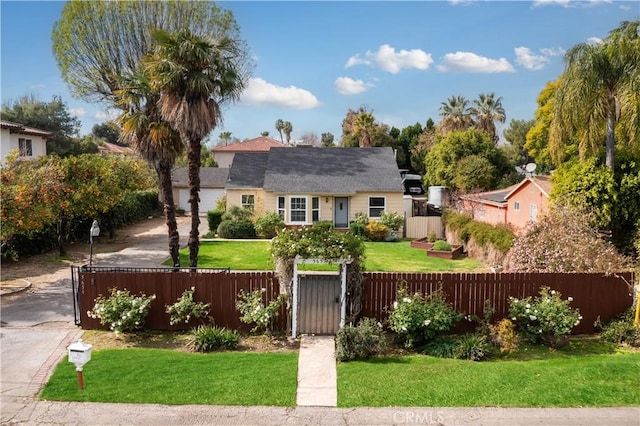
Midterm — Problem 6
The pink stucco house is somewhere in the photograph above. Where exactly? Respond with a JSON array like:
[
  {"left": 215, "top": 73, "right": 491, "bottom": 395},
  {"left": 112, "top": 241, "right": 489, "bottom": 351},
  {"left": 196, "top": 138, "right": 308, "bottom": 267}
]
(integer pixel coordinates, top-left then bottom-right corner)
[{"left": 460, "top": 175, "right": 552, "bottom": 234}]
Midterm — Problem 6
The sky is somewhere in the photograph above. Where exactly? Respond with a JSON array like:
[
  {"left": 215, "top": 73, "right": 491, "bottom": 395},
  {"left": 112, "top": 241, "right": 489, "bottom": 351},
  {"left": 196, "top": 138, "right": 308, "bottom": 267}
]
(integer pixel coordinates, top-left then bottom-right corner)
[{"left": 1, "top": 1, "right": 638, "bottom": 145}]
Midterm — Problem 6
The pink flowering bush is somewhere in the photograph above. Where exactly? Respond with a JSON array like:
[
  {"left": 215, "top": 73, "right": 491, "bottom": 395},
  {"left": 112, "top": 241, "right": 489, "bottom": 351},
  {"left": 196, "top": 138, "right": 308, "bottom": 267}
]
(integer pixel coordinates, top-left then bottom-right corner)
[{"left": 508, "top": 286, "right": 581, "bottom": 348}]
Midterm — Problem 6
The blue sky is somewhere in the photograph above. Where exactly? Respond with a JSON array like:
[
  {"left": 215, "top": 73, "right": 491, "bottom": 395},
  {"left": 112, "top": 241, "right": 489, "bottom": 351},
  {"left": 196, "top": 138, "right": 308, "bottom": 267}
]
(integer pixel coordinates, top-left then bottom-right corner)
[{"left": 1, "top": 1, "right": 638, "bottom": 145}]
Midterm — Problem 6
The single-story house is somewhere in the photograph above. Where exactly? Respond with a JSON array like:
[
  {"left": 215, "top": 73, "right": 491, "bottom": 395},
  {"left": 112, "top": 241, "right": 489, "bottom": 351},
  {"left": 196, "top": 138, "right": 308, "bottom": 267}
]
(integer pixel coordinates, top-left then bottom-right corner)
[
  {"left": 171, "top": 167, "right": 229, "bottom": 213},
  {"left": 0, "top": 120, "right": 51, "bottom": 163},
  {"left": 460, "top": 175, "right": 552, "bottom": 234},
  {"left": 212, "top": 136, "right": 286, "bottom": 168},
  {"left": 225, "top": 146, "right": 404, "bottom": 228}
]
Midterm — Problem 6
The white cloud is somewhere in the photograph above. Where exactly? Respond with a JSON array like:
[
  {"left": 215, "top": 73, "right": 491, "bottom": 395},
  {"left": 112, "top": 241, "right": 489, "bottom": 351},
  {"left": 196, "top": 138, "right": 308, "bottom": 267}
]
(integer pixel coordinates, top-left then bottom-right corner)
[
  {"left": 587, "top": 36, "right": 603, "bottom": 45},
  {"left": 334, "top": 77, "right": 373, "bottom": 95},
  {"left": 515, "top": 47, "right": 549, "bottom": 71},
  {"left": 69, "top": 108, "right": 86, "bottom": 118},
  {"left": 95, "top": 109, "right": 119, "bottom": 121},
  {"left": 346, "top": 44, "right": 433, "bottom": 74},
  {"left": 533, "top": 0, "right": 612, "bottom": 8},
  {"left": 540, "top": 47, "right": 566, "bottom": 56},
  {"left": 532, "top": 0, "right": 571, "bottom": 7},
  {"left": 437, "top": 52, "right": 514, "bottom": 73},
  {"left": 241, "top": 78, "right": 319, "bottom": 109}
]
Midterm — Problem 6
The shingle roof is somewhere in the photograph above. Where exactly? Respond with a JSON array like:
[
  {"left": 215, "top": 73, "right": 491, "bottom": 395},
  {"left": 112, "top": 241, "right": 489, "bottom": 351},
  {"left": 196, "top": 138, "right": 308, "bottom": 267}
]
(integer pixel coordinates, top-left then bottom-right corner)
[
  {"left": 227, "top": 147, "right": 403, "bottom": 194},
  {"left": 226, "top": 152, "right": 269, "bottom": 188},
  {"left": 212, "top": 136, "right": 285, "bottom": 152},
  {"left": 171, "top": 167, "right": 229, "bottom": 188},
  {"left": 0, "top": 120, "right": 52, "bottom": 137},
  {"left": 460, "top": 175, "right": 553, "bottom": 206}
]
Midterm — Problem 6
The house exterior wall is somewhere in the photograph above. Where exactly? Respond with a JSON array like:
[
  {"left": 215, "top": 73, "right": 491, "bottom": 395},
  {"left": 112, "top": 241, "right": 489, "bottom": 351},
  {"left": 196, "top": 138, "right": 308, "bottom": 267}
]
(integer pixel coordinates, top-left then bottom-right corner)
[
  {"left": 1, "top": 128, "right": 47, "bottom": 162},
  {"left": 506, "top": 182, "right": 550, "bottom": 233},
  {"left": 461, "top": 199, "right": 507, "bottom": 227},
  {"left": 213, "top": 152, "right": 234, "bottom": 168}
]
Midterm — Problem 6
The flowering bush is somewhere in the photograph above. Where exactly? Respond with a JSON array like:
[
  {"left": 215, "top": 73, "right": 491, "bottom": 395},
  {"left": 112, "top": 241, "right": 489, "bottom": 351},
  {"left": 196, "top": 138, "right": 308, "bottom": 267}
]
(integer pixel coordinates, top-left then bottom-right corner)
[
  {"left": 365, "top": 220, "right": 388, "bottom": 241},
  {"left": 387, "top": 286, "right": 463, "bottom": 348},
  {"left": 165, "top": 287, "right": 210, "bottom": 326},
  {"left": 379, "top": 211, "right": 404, "bottom": 231},
  {"left": 87, "top": 288, "right": 155, "bottom": 335},
  {"left": 236, "top": 288, "right": 285, "bottom": 334},
  {"left": 336, "top": 318, "right": 387, "bottom": 362},
  {"left": 508, "top": 286, "right": 582, "bottom": 347},
  {"left": 489, "top": 318, "right": 520, "bottom": 352}
]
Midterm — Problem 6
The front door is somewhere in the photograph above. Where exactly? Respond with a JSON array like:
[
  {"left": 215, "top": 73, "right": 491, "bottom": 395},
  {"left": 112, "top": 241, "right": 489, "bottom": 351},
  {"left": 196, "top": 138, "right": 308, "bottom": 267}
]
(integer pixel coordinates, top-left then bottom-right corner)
[{"left": 334, "top": 197, "right": 349, "bottom": 228}]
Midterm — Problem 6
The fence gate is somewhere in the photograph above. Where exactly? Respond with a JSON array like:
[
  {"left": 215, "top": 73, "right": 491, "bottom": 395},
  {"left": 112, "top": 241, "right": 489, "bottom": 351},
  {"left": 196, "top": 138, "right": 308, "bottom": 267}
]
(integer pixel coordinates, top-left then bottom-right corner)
[{"left": 297, "top": 274, "right": 342, "bottom": 335}]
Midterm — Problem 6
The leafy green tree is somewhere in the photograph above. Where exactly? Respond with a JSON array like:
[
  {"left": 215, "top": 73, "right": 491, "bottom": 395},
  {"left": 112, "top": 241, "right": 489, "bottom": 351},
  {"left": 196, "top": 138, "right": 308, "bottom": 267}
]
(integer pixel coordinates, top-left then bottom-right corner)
[
  {"left": 395, "top": 122, "right": 423, "bottom": 171},
  {"left": 452, "top": 155, "right": 496, "bottom": 192},
  {"left": 91, "top": 121, "right": 122, "bottom": 145},
  {"left": 470, "top": 93, "right": 506, "bottom": 144},
  {"left": 1, "top": 95, "right": 81, "bottom": 156},
  {"left": 146, "top": 28, "right": 248, "bottom": 267},
  {"left": 321, "top": 132, "right": 335, "bottom": 147},
  {"left": 502, "top": 119, "right": 534, "bottom": 168},
  {"left": 437, "top": 95, "right": 474, "bottom": 135},
  {"left": 549, "top": 20, "right": 640, "bottom": 170},
  {"left": 410, "top": 119, "right": 437, "bottom": 175}
]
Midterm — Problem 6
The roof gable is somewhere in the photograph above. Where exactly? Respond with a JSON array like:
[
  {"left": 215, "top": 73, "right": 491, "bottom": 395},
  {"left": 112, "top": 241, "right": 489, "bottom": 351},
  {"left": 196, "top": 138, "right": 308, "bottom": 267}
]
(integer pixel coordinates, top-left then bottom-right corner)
[
  {"left": 212, "top": 136, "right": 285, "bottom": 152},
  {"left": 505, "top": 175, "right": 552, "bottom": 200}
]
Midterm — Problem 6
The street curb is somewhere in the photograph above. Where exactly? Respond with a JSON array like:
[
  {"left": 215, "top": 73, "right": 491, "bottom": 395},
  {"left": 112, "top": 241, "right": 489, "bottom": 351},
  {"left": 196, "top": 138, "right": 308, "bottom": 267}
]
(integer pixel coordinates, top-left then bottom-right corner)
[{"left": 0, "top": 279, "right": 32, "bottom": 296}]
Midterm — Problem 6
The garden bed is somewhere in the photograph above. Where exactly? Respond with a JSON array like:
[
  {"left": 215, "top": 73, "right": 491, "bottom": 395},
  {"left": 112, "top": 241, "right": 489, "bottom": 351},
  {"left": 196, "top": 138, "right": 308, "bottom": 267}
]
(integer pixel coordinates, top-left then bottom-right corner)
[
  {"left": 409, "top": 238, "right": 434, "bottom": 250},
  {"left": 426, "top": 244, "right": 463, "bottom": 259}
]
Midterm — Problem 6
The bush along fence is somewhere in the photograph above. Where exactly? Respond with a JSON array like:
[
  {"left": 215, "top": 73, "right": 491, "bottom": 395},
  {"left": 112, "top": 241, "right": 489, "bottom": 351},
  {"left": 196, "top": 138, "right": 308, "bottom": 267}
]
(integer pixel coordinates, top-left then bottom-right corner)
[{"left": 72, "top": 266, "right": 634, "bottom": 335}]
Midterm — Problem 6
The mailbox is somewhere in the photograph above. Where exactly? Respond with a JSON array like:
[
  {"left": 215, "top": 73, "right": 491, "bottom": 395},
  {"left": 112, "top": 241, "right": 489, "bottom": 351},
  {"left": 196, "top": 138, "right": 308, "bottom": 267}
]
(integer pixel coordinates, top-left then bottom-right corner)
[{"left": 68, "top": 339, "right": 92, "bottom": 371}]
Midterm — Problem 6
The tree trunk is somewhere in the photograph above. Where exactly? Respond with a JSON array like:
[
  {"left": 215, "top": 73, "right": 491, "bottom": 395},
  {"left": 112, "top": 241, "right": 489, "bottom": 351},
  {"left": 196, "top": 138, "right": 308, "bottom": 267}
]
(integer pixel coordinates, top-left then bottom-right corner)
[
  {"left": 156, "top": 159, "right": 180, "bottom": 268},
  {"left": 605, "top": 110, "right": 615, "bottom": 170},
  {"left": 187, "top": 137, "right": 202, "bottom": 268}
]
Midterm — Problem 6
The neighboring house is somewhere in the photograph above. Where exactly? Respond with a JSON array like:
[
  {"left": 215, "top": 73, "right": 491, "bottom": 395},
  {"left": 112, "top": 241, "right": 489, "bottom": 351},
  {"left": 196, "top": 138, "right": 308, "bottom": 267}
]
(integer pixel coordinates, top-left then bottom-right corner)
[
  {"left": 212, "top": 136, "right": 286, "bottom": 168},
  {"left": 460, "top": 175, "right": 552, "bottom": 234},
  {"left": 97, "top": 141, "right": 133, "bottom": 156},
  {"left": 226, "top": 147, "right": 404, "bottom": 228},
  {"left": 171, "top": 167, "right": 229, "bottom": 213},
  {"left": 0, "top": 120, "right": 51, "bottom": 163}
]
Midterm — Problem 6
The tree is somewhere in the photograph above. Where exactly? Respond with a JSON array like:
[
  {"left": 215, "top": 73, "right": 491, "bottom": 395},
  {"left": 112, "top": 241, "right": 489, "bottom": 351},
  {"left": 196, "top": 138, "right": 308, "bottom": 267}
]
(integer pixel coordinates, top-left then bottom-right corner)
[
  {"left": 91, "top": 121, "right": 122, "bottom": 145},
  {"left": 1, "top": 95, "right": 81, "bottom": 156},
  {"left": 471, "top": 93, "right": 506, "bottom": 144},
  {"left": 352, "top": 113, "right": 375, "bottom": 147},
  {"left": 219, "top": 131, "right": 232, "bottom": 146},
  {"left": 321, "top": 132, "right": 335, "bottom": 147},
  {"left": 261, "top": 131, "right": 269, "bottom": 137},
  {"left": 146, "top": 28, "right": 248, "bottom": 267},
  {"left": 275, "top": 119, "right": 284, "bottom": 143},
  {"left": 395, "top": 122, "right": 423, "bottom": 171},
  {"left": 282, "top": 121, "right": 293, "bottom": 145},
  {"left": 549, "top": 20, "right": 640, "bottom": 170},
  {"left": 437, "top": 95, "right": 474, "bottom": 135},
  {"left": 52, "top": 0, "right": 251, "bottom": 265},
  {"left": 300, "top": 132, "right": 320, "bottom": 146}
]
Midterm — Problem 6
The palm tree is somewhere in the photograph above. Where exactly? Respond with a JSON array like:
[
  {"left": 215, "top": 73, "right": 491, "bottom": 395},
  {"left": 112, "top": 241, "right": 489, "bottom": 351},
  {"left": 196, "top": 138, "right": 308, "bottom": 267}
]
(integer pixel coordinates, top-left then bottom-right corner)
[
  {"left": 115, "top": 69, "right": 184, "bottom": 267},
  {"left": 275, "top": 119, "right": 284, "bottom": 143},
  {"left": 471, "top": 93, "right": 506, "bottom": 144},
  {"left": 146, "top": 29, "right": 247, "bottom": 267},
  {"left": 438, "top": 95, "right": 474, "bottom": 135},
  {"left": 352, "top": 113, "right": 375, "bottom": 147},
  {"left": 283, "top": 121, "right": 293, "bottom": 145},
  {"left": 550, "top": 20, "right": 640, "bottom": 170},
  {"left": 219, "top": 131, "right": 232, "bottom": 146}
]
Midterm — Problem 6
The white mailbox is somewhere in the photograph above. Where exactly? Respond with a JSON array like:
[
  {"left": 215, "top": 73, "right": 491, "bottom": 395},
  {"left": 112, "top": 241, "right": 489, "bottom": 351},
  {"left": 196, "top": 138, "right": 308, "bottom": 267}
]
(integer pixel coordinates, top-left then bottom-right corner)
[{"left": 68, "top": 339, "right": 92, "bottom": 371}]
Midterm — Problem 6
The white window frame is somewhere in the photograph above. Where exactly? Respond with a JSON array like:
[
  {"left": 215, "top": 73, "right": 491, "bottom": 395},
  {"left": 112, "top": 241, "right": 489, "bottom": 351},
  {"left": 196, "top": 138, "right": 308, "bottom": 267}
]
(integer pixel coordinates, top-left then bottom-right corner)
[
  {"left": 277, "top": 196, "right": 286, "bottom": 219},
  {"left": 18, "top": 138, "right": 32, "bottom": 157},
  {"left": 241, "top": 194, "right": 255, "bottom": 211},
  {"left": 311, "top": 197, "right": 320, "bottom": 223},
  {"left": 514, "top": 201, "right": 520, "bottom": 211},
  {"left": 368, "top": 196, "right": 386, "bottom": 219},
  {"left": 289, "top": 196, "right": 308, "bottom": 224},
  {"left": 276, "top": 195, "right": 320, "bottom": 225}
]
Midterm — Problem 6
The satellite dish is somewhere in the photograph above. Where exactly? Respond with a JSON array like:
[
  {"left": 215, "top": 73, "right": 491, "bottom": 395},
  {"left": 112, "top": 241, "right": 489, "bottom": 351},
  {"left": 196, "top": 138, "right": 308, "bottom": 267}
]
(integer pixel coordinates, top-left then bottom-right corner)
[{"left": 525, "top": 163, "right": 537, "bottom": 173}]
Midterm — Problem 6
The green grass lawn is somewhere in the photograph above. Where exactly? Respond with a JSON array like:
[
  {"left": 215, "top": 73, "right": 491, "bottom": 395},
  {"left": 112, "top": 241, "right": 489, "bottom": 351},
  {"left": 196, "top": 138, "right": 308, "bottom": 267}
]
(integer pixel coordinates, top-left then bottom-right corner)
[
  {"left": 41, "top": 349, "right": 298, "bottom": 406},
  {"left": 337, "top": 348, "right": 640, "bottom": 407},
  {"left": 172, "top": 239, "right": 484, "bottom": 272}
]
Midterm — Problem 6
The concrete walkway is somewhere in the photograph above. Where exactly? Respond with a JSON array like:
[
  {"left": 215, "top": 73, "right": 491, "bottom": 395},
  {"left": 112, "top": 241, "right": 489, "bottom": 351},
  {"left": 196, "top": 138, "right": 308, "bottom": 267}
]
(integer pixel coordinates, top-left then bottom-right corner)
[{"left": 296, "top": 335, "right": 337, "bottom": 407}]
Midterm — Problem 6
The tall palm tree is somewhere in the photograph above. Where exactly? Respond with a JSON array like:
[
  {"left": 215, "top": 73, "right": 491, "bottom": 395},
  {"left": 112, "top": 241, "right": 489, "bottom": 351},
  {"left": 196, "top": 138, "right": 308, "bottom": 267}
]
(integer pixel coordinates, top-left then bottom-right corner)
[
  {"left": 275, "top": 119, "right": 285, "bottom": 143},
  {"left": 471, "top": 93, "right": 506, "bottom": 144},
  {"left": 115, "top": 69, "right": 184, "bottom": 267},
  {"left": 146, "top": 29, "right": 247, "bottom": 267},
  {"left": 438, "top": 95, "right": 474, "bottom": 135},
  {"left": 282, "top": 121, "right": 293, "bottom": 145},
  {"left": 352, "top": 113, "right": 375, "bottom": 147},
  {"left": 550, "top": 20, "right": 640, "bottom": 170},
  {"left": 219, "top": 131, "right": 232, "bottom": 145}
]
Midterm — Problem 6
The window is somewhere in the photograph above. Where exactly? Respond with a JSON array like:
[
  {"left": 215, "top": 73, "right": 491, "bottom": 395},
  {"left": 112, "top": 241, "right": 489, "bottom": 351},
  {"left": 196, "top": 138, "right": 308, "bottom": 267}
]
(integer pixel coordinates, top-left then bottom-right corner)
[
  {"left": 290, "top": 197, "right": 307, "bottom": 223},
  {"left": 368, "top": 197, "right": 385, "bottom": 218},
  {"left": 514, "top": 201, "right": 520, "bottom": 211},
  {"left": 277, "top": 196, "right": 286, "bottom": 219},
  {"left": 18, "top": 138, "right": 32, "bottom": 157},
  {"left": 312, "top": 197, "right": 320, "bottom": 222},
  {"left": 241, "top": 194, "right": 255, "bottom": 211}
]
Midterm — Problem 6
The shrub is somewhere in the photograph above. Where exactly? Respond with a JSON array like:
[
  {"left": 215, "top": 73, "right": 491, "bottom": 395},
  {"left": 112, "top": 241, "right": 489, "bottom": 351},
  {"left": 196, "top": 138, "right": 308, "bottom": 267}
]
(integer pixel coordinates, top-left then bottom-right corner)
[
  {"left": 379, "top": 211, "right": 404, "bottom": 231},
  {"left": 189, "top": 325, "right": 240, "bottom": 352},
  {"left": 236, "top": 289, "right": 284, "bottom": 334},
  {"left": 217, "top": 219, "right": 256, "bottom": 239},
  {"left": 87, "top": 288, "right": 156, "bottom": 335},
  {"left": 595, "top": 308, "right": 640, "bottom": 346},
  {"left": 353, "top": 212, "right": 368, "bottom": 225},
  {"left": 508, "top": 286, "right": 582, "bottom": 348},
  {"left": 423, "top": 336, "right": 458, "bottom": 358},
  {"left": 207, "top": 210, "right": 224, "bottom": 233},
  {"left": 432, "top": 240, "right": 452, "bottom": 251},
  {"left": 335, "top": 318, "right": 387, "bottom": 362},
  {"left": 454, "top": 333, "right": 489, "bottom": 361},
  {"left": 254, "top": 211, "right": 285, "bottom": 239},
  {"left": 489, "top": 318, "right": 520, "bottom": 352},
  {"left": 349, "top": 222, "right": 366, "bottom": 238},
  {"left": 312, "top": 220, "right": 334, "bottom": 232},
  {"left": 427, "top": 231, "right": 438, "bottom": 242},
  {"left": 387, "top": 286, "right": 463, "bottom": 349},
  {"left": 365, "top": 220, "right": 388, "bottom": 242},
  {"left": 443, "top": 211, "right": 514, "bottom": 254},
  {"left": 165, "top": 287, "right": 210, "bottom": 326},
  {"left": 222, "top": 205, "right": 253, "bottom": 221}
]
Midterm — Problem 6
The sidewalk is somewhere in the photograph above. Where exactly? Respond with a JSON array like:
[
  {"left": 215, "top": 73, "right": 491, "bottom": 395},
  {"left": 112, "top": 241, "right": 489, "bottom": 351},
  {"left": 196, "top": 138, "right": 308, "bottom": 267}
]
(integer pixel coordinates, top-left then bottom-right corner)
[{"left": 296, "top": 335, "right": 337, "bottom": 406}]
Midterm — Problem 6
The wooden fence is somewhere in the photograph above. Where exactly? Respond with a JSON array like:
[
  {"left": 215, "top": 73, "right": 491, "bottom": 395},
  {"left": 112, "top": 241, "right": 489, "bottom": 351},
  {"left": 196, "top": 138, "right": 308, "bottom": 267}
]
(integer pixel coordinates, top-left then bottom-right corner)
[
  {"left": 74, "top": 267, "right": 634, "bottom": 335},
  {"left": 405, "top": 216, "right": 444, "bottom": 239}
]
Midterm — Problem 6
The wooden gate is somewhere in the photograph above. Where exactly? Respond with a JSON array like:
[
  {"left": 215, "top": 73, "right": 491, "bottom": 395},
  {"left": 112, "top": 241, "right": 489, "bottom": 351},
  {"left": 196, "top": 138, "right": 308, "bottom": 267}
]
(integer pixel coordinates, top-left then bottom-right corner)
[{"left": 297, "top": 274, "right": 341, "bottom": 335}]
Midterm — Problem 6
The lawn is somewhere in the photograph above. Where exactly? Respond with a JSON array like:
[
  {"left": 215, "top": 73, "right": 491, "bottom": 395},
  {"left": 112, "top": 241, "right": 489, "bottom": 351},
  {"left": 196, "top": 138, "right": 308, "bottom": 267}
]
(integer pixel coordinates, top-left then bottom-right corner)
[
  {"left": 41, "top": 348, "right": 298, "bottom": 406},
  {"left": 170, "top": 240, "right": 484, "bottom": 272},
  {"left": 337, "top": 344, "right": 640, "bottom": 407}
]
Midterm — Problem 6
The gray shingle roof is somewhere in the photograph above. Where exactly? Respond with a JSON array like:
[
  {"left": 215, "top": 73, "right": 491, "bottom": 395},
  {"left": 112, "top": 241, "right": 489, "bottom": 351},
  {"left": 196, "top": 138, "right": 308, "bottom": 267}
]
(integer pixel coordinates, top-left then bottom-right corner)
[
  {"left": 228, "top": 147, "right": 403, "bottom": 194},
  {"left": 171, "top": 167, "right": 229, "bottom": 188},
  {"left": 226, "top": 152, "right": 269, "bottom": 188}
]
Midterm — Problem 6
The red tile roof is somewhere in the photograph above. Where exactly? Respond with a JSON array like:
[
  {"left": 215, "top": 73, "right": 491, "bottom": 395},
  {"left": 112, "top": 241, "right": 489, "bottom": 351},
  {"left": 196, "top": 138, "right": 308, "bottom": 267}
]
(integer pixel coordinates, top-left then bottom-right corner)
[
  {"left": 212, "top": 136, "right": 285, "bottom": 152},
  {"left": 98, "top": 141, "right": 133, "bottom": 155},
  {"left": 1, "top": 120, "right": 52, "bottom": 137}
]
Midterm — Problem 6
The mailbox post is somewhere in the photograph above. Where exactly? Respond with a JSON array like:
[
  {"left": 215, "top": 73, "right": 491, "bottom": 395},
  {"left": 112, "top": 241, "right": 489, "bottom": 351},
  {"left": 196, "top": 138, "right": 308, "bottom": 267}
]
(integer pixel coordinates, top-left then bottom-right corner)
[{"left": 68, "top": 339, "right": 92, "bottom": 390}]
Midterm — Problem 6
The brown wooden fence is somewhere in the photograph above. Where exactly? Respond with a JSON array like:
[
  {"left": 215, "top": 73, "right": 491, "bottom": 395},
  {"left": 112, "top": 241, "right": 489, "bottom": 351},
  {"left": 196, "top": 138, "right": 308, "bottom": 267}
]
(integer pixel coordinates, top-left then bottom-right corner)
[{"left": 73, "top": 267, "right": 634, "bottom": 335}]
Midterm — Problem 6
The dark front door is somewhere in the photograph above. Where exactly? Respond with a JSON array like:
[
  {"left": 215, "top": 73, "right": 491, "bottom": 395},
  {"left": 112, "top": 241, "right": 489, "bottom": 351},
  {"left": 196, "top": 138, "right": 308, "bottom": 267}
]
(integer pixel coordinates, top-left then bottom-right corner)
[{"left": 334, "top": 197, "right": 349, "bottom": 228}]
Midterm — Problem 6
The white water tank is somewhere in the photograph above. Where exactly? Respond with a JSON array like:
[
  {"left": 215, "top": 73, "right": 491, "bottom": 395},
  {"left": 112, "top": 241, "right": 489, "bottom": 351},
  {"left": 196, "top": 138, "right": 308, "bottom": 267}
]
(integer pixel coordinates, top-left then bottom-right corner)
[{"left": 428, "top": 186, "right": 447, "bottom": 207}]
